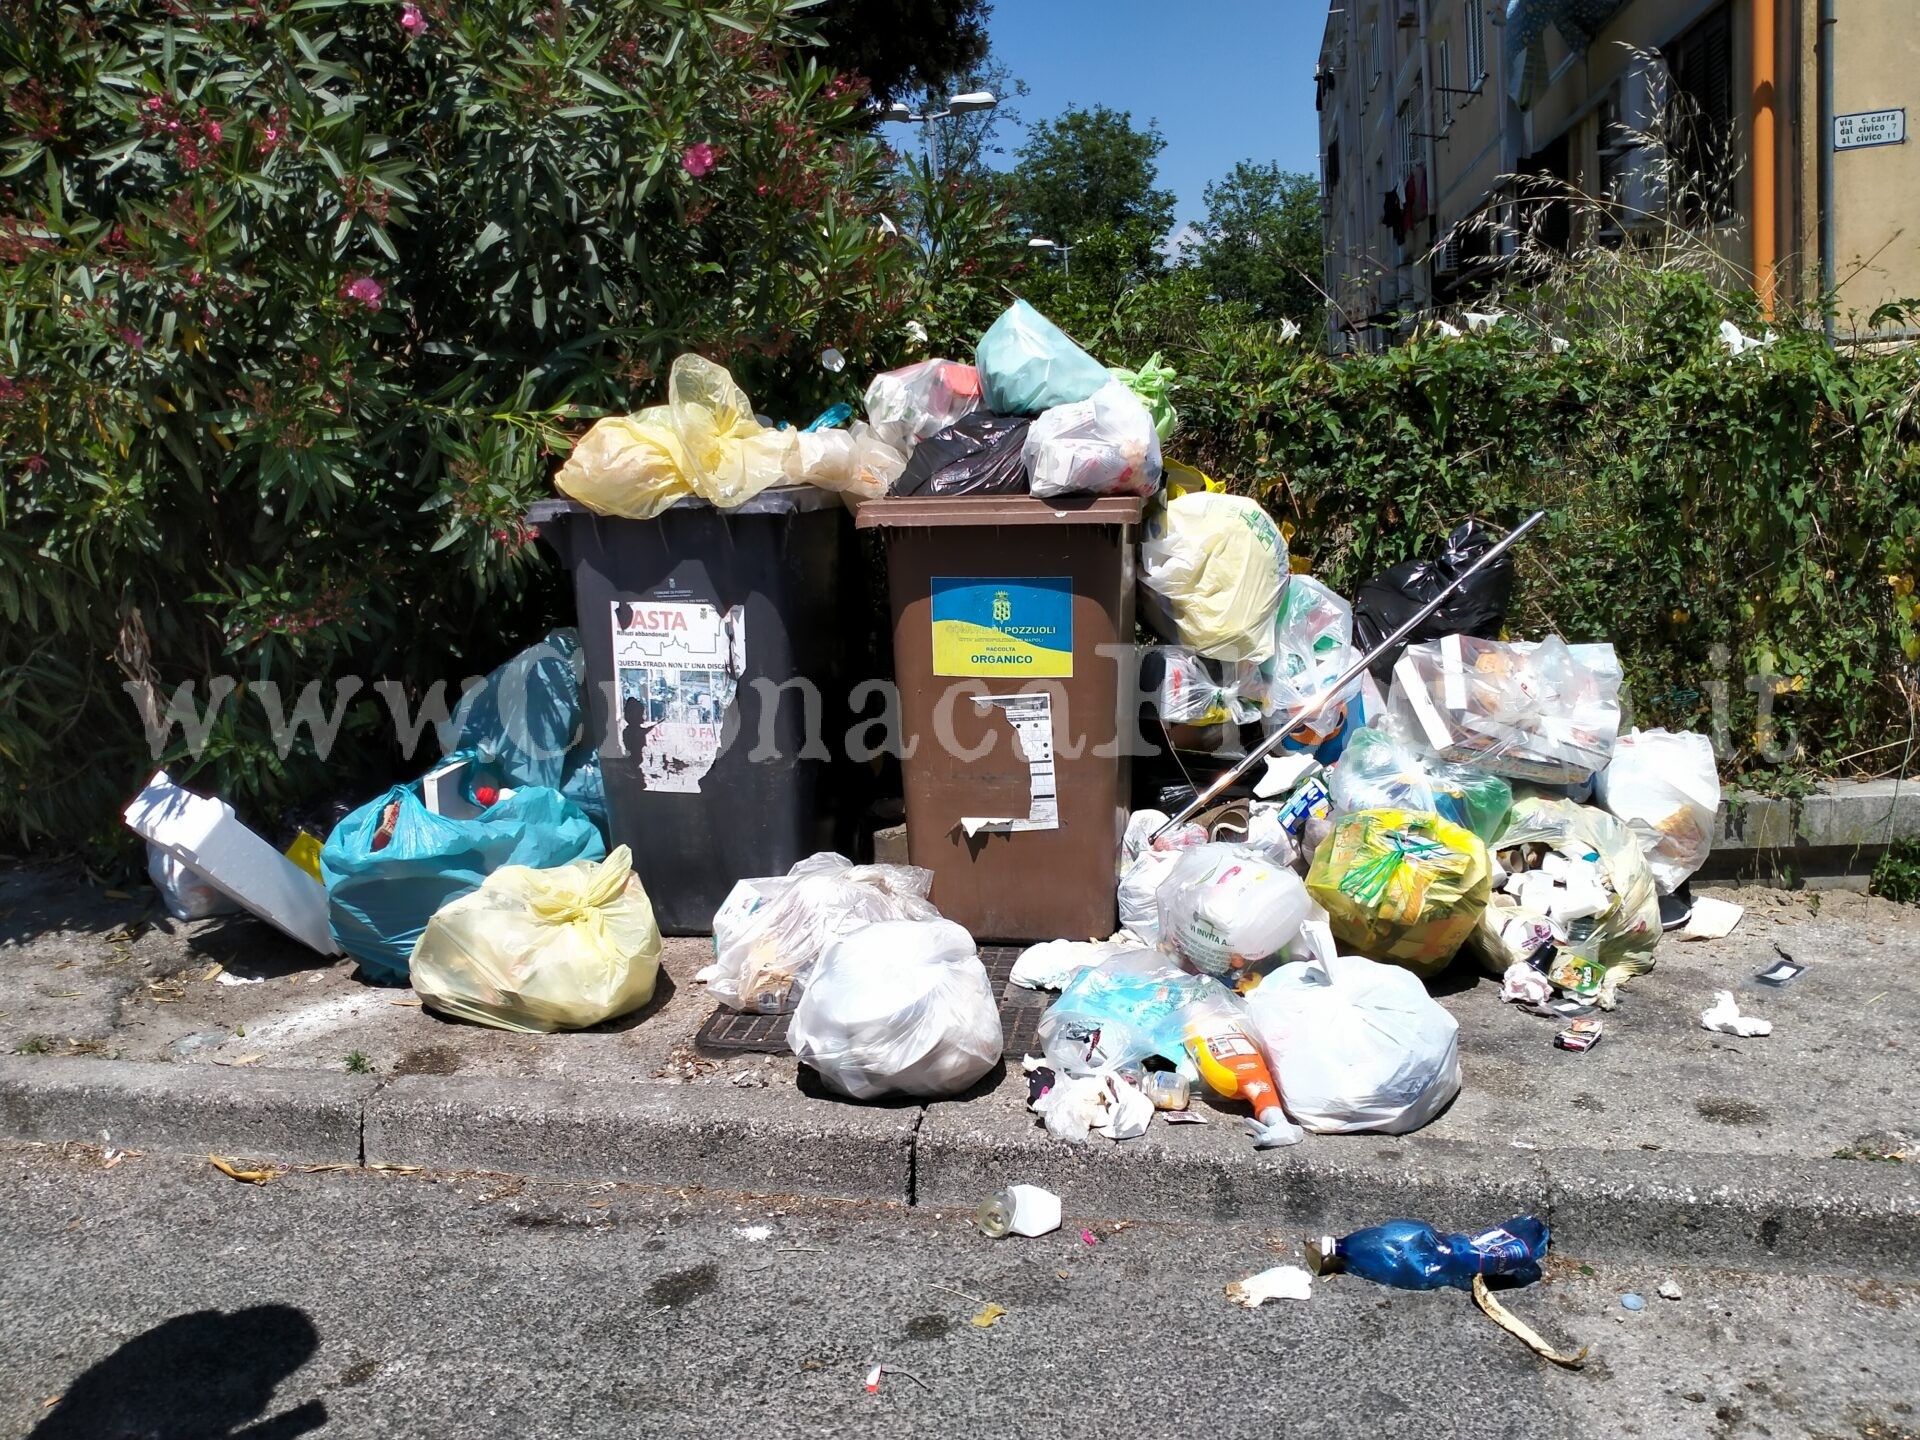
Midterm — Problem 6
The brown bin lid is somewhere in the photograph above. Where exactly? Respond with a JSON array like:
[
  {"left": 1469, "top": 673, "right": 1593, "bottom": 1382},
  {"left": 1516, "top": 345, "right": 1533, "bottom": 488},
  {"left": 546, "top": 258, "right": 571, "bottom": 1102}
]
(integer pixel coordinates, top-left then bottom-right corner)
[{"left": 854, "top": 494, "right": 1147, "bottom": 530}]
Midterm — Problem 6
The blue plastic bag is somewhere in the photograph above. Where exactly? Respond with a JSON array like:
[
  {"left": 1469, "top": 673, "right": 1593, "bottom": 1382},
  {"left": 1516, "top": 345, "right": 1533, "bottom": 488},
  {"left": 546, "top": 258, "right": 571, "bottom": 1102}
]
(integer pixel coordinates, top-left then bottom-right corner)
[
  {"left": 444, "top": 630, "right": 585, "bottom": 791},
  {"left": 975, "top": 300, "right": 1110, "bottom": 416},
  {"left": 320, "top": 785, "right": 604, "bottom": 985}
]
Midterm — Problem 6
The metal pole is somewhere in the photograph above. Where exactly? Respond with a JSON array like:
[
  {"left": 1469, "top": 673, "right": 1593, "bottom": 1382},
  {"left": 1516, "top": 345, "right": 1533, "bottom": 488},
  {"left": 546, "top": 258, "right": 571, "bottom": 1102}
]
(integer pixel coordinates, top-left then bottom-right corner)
[
  {"left": 1818, "top": 0, "right": 1836, "bottom": 343},
  {"left": 1152, "top": 509, "right": 1548, "bottom": 839}
]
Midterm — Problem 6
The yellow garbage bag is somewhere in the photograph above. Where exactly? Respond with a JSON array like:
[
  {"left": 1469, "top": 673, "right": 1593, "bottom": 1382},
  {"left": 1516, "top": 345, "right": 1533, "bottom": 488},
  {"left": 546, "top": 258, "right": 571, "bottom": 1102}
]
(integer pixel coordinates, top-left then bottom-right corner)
[
  {"left": 554, "top": 407, "right": 694, "bottom": 519},
  {"left": 410, "top": 844, "right": 661, "bottom": 1033},
  {"left": 1306, "top": 808, "right": 1491, "bottom": 977},
  {"left": 1140, "top": 491, "right": 1288, "bottom": 662},
  {"left": 554, "top": 354, "right": 794, "bottom": 517}
]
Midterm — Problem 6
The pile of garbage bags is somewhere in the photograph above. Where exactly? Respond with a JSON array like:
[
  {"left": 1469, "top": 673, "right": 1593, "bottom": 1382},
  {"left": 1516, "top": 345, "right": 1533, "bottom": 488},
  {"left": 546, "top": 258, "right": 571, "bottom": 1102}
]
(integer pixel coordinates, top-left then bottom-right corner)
[{"left": 553, "top": 297, "right": 1174, "bottom": 518}]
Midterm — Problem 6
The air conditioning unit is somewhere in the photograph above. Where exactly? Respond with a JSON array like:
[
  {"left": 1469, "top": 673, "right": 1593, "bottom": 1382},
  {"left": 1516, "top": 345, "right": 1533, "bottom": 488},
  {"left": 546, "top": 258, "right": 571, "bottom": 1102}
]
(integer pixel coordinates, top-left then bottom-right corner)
[
  {"left": 1618, "top": 54, "right": 1670, "bottom": 140},
  {"left": 1433, "top": 239, "right": 1461, "bottom": 276}
]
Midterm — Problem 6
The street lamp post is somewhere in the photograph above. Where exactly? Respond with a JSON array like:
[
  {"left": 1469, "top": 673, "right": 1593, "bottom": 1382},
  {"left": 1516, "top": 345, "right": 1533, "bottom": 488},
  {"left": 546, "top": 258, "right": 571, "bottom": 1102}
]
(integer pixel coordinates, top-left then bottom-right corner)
[
  {"left": 880, "top": 90, "right": 997, "bottom": 181},
  {"left": 1027, "top": 236, "right": 1072, "bottom": 278}
]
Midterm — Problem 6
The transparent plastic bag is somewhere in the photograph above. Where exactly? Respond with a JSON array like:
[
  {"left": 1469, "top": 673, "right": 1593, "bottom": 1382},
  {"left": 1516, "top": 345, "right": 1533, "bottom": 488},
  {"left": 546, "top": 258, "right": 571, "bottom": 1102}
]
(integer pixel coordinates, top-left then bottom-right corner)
[
  {"left": 700, "top": 852, "right": 938, "bottom": 1014},
  {"left": 788, "top": 421, "right": 908, "bottom": 506},
  {"left": 1304, "top": 808, "right": 1491, "bottom": 977},
  {"left": 1023, "top": 380, "right": 1163, "bottom": 499},
  {"left": 1152, "top": 647, "right": 1264, "bottom": 727},
  {"left": 1387, "top": 634, "right": 1622, "bottom": 784},
  {"left": 1155, "top": 842, "right": 1313, "bottom": 979},
  {"left": 1257, "top": 575, "right": 1360, "bottom": 749},
  {"left": 1139, "top": 492, "right": 1288, "bottom": 662},
  {"left": 788, "top": 918, "right": 1003, "bottom": 1099},
  {"left": 1038, "top": 949, "right": 1207, "bottom": 1076},
  {"left": 975, "top": 299, "right": 1110, "bottom": 415},
  {"left": 862, "top": 359, "right": 983, "bottom": 449},
  {"left": 1471, "top": 797, "right": 1660, "bottom": 1004},
  {"left": 1594, "top": 728, "right": 1720, "bottom": 893},
  {"left": 409, "top": 844, "right": 661, "bottom": 1033},
  {"left": 1108, "top": 353, "right": 1177, "bottom": 441},
  {"left": 1243, "top": 954, "right": 1461, "bottom": 1134},
  {"left": 555, "top": 354, "right": 794, "bottom": 517},
  {"left": 1329, "top": 725, "right": 1513, "bottom": 845}
]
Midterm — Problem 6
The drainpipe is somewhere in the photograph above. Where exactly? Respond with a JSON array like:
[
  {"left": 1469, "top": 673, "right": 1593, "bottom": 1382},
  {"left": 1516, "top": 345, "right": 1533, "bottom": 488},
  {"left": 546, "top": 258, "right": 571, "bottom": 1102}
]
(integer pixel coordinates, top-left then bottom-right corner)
[
  {"left": 1817, "top": 0, "right": 1836, "bottom": 340},
  {"left": 1752, "top": 0, "right": 1778, "bottom": 315},
  {"left": 1417, "top": 0, "right": 1440, "bottom": 310}
]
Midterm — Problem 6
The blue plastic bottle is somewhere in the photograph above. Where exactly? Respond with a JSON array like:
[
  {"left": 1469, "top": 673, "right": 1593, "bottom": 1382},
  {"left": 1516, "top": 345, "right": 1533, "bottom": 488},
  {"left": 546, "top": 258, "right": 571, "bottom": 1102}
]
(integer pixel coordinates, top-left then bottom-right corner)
[{"left": 1306, "top": 1216, "right": 1550, "bottom": 1290}]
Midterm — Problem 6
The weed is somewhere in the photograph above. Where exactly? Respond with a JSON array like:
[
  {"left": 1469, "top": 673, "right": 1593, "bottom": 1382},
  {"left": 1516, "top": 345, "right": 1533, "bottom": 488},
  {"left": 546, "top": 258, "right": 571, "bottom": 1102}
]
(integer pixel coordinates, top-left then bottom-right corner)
[
  {"left": 343, "top": 1050, "right": 373, "bottom": 1075},
  {"left": 1870, "top": 838, "right": 1920, "bottom": 904},
  {"left": 15, "top": 1036, "right": 50, "bottom": 1055}
]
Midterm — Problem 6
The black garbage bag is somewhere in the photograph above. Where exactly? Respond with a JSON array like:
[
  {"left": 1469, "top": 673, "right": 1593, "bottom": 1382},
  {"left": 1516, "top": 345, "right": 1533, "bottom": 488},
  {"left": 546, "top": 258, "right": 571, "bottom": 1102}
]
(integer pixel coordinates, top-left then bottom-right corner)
[
  {"left": 893, "top": 412, "right": 1031, "bottom": 497},
  {"left": 1351, "top": 519, "right": 1515, "bottom": 678}
]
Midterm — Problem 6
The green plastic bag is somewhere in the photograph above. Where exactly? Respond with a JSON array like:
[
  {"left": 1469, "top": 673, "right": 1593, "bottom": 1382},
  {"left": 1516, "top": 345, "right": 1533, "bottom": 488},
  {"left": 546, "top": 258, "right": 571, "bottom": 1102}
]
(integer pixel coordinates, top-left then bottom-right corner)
[{"left": 1109, "top": 353, "right": 1178, "bottom": 441}]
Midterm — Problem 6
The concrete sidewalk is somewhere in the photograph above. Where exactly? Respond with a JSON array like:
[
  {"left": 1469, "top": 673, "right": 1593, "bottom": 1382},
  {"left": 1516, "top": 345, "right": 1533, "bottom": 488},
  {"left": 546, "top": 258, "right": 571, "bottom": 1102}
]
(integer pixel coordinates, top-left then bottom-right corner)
[{"left": 3, "top": 861, "right": 1916, "bottom": 1273}]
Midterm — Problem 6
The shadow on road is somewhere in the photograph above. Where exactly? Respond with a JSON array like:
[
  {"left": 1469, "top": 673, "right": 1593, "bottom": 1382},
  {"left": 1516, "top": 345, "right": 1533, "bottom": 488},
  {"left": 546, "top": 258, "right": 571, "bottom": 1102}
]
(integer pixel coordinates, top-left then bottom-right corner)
[{"left": 31, "top": 1303, "right": 327, "bottom": 1440}]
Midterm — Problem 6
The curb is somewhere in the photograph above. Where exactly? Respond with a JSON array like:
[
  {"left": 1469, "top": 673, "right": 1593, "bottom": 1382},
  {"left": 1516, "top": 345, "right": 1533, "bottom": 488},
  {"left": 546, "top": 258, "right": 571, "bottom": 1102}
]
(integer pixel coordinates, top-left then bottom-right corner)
[
  {"left": 5, "top": 1055, "right": 1916, "bottom": 1275},
  {"left": 363, "top": 1073, "right": 917, "bottom": 1202},
  {"left": 0, "top": 1055, "right": 371, "bottom": 1165}
]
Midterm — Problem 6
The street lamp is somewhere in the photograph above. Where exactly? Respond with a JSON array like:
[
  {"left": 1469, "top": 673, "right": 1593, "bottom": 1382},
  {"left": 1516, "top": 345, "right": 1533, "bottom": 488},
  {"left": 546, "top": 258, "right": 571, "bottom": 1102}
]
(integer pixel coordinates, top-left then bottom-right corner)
[
  {"left": 879, "top": 90, "right": 998, "bottom": 178},
  {"left": 1027, "top": 236, "right": 1072, "bottom": 277}
]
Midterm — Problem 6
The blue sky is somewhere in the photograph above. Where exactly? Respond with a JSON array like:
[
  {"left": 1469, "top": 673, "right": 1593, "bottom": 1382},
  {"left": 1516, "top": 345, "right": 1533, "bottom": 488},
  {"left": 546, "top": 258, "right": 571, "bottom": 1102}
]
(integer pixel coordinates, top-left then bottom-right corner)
[{"left": 983, "top": 1, "right": 1326, "bottom": 232}]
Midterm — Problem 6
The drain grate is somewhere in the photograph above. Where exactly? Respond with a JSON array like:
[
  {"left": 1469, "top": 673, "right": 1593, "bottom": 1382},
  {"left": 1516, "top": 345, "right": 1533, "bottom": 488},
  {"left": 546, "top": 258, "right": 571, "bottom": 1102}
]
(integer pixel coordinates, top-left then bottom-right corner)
[{"left": 694, "top": 943, "right": 1038, "bottom": 1055}]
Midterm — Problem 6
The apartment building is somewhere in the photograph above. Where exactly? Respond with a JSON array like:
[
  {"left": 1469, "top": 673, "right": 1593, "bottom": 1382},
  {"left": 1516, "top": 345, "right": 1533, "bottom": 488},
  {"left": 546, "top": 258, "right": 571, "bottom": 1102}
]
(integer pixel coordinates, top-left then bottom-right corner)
[{"left": 1316, "top": 0, "right": 1918, "bottom": 351}]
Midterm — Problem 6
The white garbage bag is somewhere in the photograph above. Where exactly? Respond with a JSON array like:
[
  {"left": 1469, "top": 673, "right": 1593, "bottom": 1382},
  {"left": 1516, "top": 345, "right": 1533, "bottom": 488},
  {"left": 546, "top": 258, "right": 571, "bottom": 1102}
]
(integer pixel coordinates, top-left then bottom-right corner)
[
  {"left": 1155, "top": 842, "right": 1312, "bottom": 978},
  {"left": 862, "top": 359, "right": 982, "bottom": 450},
  {"left": 1116, "top": 810, "right": 1206, "bottom": 944},
  {"left": 1243, "top": 954, "right": 1461, "bottom": 1134},
  {"left": 1594, "top": 728, "right": 1720, "bottom": 894},
  {"left": 788, "top": 918, "right": 1004, "bottom": 1100},
  {"left": 1023, "top": 380, "right": 1163, "bottom": 499},
  {"left": 147, "top": 843, "right": 240, "bottom": 921},
  {"left": 701, "top": 853, "right": 937, "bottom": 1013}
]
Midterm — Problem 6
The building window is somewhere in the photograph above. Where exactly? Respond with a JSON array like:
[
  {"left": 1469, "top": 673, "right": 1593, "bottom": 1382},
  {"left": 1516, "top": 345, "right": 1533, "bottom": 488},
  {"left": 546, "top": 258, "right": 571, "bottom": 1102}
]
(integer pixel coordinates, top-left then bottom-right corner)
[
  {"left": 1438, "top": 39, "right": 1453, "bottom": 125},
  {"left": 1326, "top": 140, "right": 1342, "bottom": 191},
  {"left": 1398, "top": 96, "right": 1417, "bottom": 172},
  {"left": 1664, "top": 3, "right": 1735, "bottom": 224},
  {"left": 1463, "top": 0, "right": 1486, "bottom": 86}
]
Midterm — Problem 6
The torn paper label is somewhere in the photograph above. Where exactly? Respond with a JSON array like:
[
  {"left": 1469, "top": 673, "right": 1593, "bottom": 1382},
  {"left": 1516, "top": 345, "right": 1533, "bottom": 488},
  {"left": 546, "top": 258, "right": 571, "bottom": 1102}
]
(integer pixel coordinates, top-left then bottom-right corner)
[
  {"left": 610, "top": 600, "right": 745, "bottom": 793},
  {"left": 961, "top": 692, "right": 1059, "bottom": 833}
]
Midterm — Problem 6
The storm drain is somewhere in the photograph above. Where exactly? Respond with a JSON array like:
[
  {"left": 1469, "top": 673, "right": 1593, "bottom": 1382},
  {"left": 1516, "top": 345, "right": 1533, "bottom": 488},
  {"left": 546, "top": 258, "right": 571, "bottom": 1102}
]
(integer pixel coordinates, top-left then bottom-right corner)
[{"left": 694, "top": 943, "right": 1042, "bottom": 1055}]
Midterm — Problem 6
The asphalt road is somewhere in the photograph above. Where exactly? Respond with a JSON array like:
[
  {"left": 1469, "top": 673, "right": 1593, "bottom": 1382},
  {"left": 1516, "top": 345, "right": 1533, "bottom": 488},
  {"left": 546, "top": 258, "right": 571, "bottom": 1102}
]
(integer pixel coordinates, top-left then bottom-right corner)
[{"left": 1, "top": 1143, "right": 1914, "bottom": 1440}]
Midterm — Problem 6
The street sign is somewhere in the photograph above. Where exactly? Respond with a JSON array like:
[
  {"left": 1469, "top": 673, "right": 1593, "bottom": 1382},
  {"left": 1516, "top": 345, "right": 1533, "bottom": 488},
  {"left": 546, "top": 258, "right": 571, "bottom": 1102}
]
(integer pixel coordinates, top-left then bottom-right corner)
[{"left": 1834, "top": 108, "right": 1906, "bottom": 151}]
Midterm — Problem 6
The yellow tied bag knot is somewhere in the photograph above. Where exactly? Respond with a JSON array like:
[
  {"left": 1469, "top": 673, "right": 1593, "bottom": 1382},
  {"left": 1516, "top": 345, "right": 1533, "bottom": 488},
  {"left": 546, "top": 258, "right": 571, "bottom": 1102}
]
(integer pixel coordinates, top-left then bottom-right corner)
[
  {"left": 555, "top": 354, "right": 795, "bottom": 518},
  {"left": 410, "top": 844, "right": 662, "bottom": 1032}
]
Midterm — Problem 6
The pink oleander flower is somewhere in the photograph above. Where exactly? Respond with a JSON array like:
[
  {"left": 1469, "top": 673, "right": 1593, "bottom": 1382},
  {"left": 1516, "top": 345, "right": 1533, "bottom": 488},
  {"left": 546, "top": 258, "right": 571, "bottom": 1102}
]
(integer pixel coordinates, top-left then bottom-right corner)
[
  {"left": 399, "top": 2, "right": 426, "bottom": 35},
  {"left": 681, "top": 142, "right": 717, "bottom": 177},
  {"left": 204, "top": 120, "right": 222, "bottom": 144},
  {"left": 340, "top": 275, "right": 384, "bottom": 311}
]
